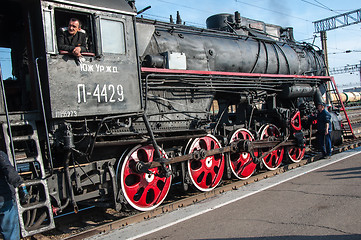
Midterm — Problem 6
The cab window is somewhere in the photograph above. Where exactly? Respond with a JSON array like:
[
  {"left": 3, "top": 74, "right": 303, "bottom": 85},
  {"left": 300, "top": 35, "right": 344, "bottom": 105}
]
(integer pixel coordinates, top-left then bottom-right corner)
[
  {"left": 54, "top": 9, "right": 95, "bottom": 54},
  {"left": 100, "top": 18, "right": 126, "bottom": 55}
]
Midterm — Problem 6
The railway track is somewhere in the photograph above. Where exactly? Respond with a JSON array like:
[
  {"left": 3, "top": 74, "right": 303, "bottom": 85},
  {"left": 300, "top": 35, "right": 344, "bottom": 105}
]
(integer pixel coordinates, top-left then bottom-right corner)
[{"left": 27, "top": 134, "right": 361, "bottom": 240}]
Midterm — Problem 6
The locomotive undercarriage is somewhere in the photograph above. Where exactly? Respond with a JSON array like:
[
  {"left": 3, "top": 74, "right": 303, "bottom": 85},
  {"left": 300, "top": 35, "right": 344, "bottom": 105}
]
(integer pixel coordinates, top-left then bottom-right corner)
[
  {"left": 1, "top": 81, "right": 341, "bottom": 235},
  {"left": 6, "top": 77, "right": 329, "bottom": 232},
  {"left": 38, "top": 72, "right": 326, "bottom": 213},
  {"left": 0, "top": 109, "right": 307, "bottom": 232}
]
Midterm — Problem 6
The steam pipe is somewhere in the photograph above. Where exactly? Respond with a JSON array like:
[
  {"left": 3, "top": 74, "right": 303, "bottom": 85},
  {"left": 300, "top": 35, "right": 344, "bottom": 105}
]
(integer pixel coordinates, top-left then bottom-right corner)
[{"left": 314, "top": 87, "right": 323, "bottom": 106}]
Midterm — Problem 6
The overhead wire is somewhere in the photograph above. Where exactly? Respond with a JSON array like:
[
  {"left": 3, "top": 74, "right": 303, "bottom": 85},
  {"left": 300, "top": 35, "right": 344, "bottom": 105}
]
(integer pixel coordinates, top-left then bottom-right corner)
[
  {"left": 298, "top": 0, "right": 361, "bottom": 66},
  {"left": 156, "top": 0, "right": 214, "bottom": 14},
  {"left": 139, "top": 0, "right": 211, "bottom": 27},
  {"left": 142, "top": 0, "right": 338, "bottom": 31},
  {"left": 234, "top": 0, "right": 311, "bottom": 22},
  {"left": 142, "top": 0, "right": 334, "bottom": 43},
  {"left": 301, "top": 0, "right": 350, "bottom": 14},
  {"left": 301, "top": 0, "right": 330, "bottom": 11},
  {"left": 154, "top": 0, "right": 318, "bottom": 25},
  {"left": 313, "top": 0, "right": 336, "bottom": 12},
  {"left": 312, "top": 0, "right": 352, "bottom": 14},
  {"left": 141, "top": 13, "right": 206, "bottom": 28}
]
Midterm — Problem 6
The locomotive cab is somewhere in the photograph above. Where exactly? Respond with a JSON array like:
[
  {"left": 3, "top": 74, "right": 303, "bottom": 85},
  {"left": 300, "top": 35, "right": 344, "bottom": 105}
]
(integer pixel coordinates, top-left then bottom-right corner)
[
  {"left": 41, "top": 0, "right": 142, "bottom": 118},
  {"left": 1, "top": 0, "right": 143, "bottom": 117}
]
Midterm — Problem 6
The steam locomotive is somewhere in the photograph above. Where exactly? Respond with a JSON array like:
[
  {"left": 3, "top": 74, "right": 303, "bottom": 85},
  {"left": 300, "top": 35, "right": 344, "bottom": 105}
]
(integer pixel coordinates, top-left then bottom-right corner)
[{"left": 0, "top": 0, "right": 344, "bottom": 236}]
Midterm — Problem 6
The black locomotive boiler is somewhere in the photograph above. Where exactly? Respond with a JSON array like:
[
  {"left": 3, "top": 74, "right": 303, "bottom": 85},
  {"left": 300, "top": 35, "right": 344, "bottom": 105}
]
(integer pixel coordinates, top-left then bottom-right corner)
[{"left": 0, "top": 0, "right": 343, "bottom": 236}]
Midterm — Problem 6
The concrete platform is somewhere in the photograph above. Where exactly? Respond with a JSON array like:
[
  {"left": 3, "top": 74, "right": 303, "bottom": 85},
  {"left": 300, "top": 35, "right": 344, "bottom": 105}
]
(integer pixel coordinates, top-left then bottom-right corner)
[{"left": 87, "top": 147, "right": 361, "bottom": 240}]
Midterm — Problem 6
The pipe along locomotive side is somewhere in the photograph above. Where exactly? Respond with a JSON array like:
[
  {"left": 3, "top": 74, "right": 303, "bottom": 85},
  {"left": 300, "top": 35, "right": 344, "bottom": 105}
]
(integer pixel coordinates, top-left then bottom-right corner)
[{"left": 0, "top": 0, "right": 343, "bottom": 236}]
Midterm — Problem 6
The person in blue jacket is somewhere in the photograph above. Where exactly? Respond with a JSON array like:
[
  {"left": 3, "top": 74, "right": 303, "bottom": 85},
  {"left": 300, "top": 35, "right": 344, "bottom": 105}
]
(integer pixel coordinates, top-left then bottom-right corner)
[
  {"left": 0, "top": 151, "right": 28, "bottom": 240},
  {"left": 309, "top": 102, "right": 332, "bottom": 158}
]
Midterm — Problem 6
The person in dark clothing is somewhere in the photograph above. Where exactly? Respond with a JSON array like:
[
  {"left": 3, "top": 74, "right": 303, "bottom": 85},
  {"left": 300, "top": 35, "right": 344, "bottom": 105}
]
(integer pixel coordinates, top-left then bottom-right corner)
[
  {"left": 57, "top": 18, "right": 87, "bottom": 57},
  {"left": 309, "top": 103, "right": 332, "bottom": 158},
  {"left": 0, "top": 151, "right": 28, "bottom": 240}
]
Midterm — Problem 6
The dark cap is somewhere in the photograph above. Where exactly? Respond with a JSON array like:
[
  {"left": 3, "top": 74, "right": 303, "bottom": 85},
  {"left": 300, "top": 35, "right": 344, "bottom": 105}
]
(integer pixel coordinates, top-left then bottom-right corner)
[{"left": 317, "top": 102, "right": 326, "bottom": 106}]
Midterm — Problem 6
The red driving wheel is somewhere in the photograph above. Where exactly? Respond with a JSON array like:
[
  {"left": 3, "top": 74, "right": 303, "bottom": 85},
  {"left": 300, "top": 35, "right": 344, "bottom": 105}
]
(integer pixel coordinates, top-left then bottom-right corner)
[
  {"left": 186, "top": 135, "right": 225, "bottom": 191},
  {"left": 229, "top": 128, "right": 258, "bottom": 179},
  {"left": 259, "top": 124, "right": 284, "bottom": 170},
  {"left": 119, "top": 145, "right": 172, "bottom": 211},
  {"left": 287, "top": 145, "right": 305, "bottom": 163}
]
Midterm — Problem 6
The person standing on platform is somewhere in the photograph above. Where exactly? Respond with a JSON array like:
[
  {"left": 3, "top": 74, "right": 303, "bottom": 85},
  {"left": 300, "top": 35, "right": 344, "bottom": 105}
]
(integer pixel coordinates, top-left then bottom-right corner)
[
  {"left": 309, "top": 102, "right": 332, "bottom": 159},
  {"left": 0, "top": 151, "right": 29, "bottom": 240}
]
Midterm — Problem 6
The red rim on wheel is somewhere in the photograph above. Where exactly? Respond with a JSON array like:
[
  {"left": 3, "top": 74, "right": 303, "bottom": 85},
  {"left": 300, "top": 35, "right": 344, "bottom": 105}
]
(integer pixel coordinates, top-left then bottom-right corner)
[
  {"left": 259, "top": 124, "right": 284, "bottom": 170},
  {"left": 229, "top": 128, "right": 258, "bottom": 180},
  {"left": 287, "top": 146, "right": 305, "bottom": 163},
  {"left": 119, "top": 145, "right": 172, "bottom": 211},
  {"left": 186, "top": 135, "right": 225, "bottom": 191}
]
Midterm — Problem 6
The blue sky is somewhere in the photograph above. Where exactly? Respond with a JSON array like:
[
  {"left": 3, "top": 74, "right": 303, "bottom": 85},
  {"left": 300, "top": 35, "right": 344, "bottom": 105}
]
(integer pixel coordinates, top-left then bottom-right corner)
[
  {"left": 0, "top": 48, "right": 11, "bottom": 80},
  {"left": 135, "top": 0, "right": 361, "bottom": 89}
]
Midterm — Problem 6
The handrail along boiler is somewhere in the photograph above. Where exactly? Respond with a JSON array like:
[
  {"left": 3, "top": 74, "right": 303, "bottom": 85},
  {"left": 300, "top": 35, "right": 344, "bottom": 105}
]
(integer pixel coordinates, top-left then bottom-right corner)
[{"left": 0, "top": 0, "right": 345, "bottom": 236}]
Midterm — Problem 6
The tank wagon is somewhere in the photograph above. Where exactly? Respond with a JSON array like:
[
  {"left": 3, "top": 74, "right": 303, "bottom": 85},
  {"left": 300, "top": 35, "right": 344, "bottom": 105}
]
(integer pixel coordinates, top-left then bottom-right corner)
[
  {"left": 0, "top": 0, "right": 344, "bottom": 236},
  {"left": 329, "top": 92, "right": 361, "bottom": 104}
]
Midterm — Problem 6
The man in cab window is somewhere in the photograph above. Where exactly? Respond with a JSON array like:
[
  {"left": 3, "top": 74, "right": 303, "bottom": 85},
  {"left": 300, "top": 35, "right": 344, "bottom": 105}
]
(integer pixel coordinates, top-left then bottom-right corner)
[{"left": 57, "top": 18, "right": 87, "bottom": 58}]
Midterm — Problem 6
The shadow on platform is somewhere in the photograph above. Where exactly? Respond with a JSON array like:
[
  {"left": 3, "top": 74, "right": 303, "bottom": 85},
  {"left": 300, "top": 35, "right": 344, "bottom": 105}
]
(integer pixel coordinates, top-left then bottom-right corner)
[{"left": 318, "top": 166, "right": 361, "bottom": 179}]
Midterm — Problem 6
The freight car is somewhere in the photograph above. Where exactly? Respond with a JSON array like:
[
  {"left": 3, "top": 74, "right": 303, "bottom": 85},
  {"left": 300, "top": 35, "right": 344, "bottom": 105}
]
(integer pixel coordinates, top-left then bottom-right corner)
[
  {"left": 328, "top": 92, "right": 361, "bottom": 104},
  {"left": 0, "top": 0, "right": 345, "bottom": 237}
]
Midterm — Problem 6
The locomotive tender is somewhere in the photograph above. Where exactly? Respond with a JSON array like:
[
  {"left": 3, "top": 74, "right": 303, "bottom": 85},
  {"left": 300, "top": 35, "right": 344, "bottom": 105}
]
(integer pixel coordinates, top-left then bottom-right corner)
[{"left": 0, "top": 0, "right": 343, "bottom": 236}]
